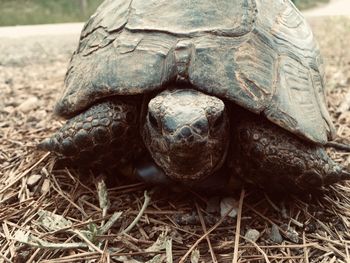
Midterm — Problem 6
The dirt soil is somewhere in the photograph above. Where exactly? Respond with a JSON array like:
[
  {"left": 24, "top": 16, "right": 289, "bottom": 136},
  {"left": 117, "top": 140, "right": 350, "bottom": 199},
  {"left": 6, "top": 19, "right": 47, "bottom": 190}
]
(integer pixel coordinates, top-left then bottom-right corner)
[{"left": 1, "top": 17, "right": 350, "bottom": 262}]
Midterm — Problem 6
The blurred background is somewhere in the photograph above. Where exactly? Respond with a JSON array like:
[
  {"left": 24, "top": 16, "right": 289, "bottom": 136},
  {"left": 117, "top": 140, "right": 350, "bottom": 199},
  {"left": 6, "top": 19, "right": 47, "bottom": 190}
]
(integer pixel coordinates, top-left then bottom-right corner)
[
  {"left": 0, "top": 0, "right": 104, "bottom": 26},
  {"left": 0, "top": 0, "right": 331, "bottom": 26},
  {"left": 292, "top": 0, "right": 329, "bottom": 10}
]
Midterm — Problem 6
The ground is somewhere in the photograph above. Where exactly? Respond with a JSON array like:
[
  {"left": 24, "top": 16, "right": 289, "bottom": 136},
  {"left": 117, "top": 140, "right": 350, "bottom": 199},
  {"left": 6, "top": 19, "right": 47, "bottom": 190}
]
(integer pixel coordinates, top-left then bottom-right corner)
[{"left": 1, "top": 15, "right": 350, "bottom": 263}]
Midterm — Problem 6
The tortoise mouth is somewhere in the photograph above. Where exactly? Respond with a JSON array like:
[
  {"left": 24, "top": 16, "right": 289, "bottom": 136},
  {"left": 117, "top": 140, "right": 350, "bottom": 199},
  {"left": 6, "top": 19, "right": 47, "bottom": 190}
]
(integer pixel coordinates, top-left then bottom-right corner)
[
  {"left": 171, "top": 153, "right": 207, "bottom": 170},
  {"left": 163, "top": 159, "right": 211, "bottom": 181},
  {"left": 157, "top": 143, "right": 225, "bottom": 181},
  {"left": 172, "top": 152, "right": 198, "bottom": 159}
]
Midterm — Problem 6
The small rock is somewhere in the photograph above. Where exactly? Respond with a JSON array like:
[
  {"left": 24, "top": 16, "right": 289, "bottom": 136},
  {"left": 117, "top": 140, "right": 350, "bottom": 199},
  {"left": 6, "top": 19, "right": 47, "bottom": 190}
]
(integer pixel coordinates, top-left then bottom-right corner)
[
  {"left": 282, "top": 224, "right": 299, "bottom": 243},
  {"left": 339, "top": 111, "right": 350, "bottom": 124},
  {"left": 220, "top": 197, "right": 238, "bottom": 218},
  {"left": 304, "top": 221, "right": 317, "bottom": 233},
  {"left": 26, "top": 174, "right": 42, "bottom": 187},
  {"left": 17, "top": 97, "right": 39, "bottom": 113},
  {"left": 174, "top": 212, "right": 198, "bottom": 225},
  {"left": 269, "top": 224, "right": 283, "bottom": 244},
  {"left": 190, "top": 248, "right": 200, "bottom": 263},
  {"left": 245, "top": 229, "right": 260, "bottom": 242},
  {"left": 206, "top": 196, "right": 220, "bottom": 213},
  {"left": 41, "top": 179, "right": 50, "bottom": 195},
  {"left": 4, "top": 78, "right": 13, "bottom": 85}
]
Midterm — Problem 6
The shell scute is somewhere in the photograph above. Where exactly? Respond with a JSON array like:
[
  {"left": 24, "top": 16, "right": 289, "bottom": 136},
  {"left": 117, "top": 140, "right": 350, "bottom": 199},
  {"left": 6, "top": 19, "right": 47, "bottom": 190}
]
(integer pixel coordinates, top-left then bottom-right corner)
[{"left": 57, "top": 0, "right": 335, "bottom": 144}]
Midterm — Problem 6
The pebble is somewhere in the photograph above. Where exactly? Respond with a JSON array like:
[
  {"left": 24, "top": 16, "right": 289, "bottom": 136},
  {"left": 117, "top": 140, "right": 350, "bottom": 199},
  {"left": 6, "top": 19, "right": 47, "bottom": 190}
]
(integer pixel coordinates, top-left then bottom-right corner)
[
  {"left": 269, "top": 224, "right": 283, "bottom": 244},
  {"left": 17, "top": 96, "right": 39, "bottom": 113},
  {"left": 245, "top": 229, "right": 260, "bottom": 242},
  {"left": 220, "top": 197, "right": 238, "bottom": 218},
  {"left": 206, "top": 196, "right": 220, "bottom": 213},
  {"left": 26, "top": 174, "right": 42, "bottom": 187},
  {"left": 4, "top": 78, "right": 13, "bottom": 85},
  {"left": 282, "top": 224, "right": 299, "bottom": 243}
]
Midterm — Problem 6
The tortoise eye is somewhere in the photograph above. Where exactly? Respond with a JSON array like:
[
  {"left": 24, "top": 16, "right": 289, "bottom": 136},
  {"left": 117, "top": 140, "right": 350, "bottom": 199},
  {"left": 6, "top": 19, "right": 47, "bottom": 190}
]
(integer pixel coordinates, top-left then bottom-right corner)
[{"left": 148, "top": 112, "right": 159, "bottom": 129}]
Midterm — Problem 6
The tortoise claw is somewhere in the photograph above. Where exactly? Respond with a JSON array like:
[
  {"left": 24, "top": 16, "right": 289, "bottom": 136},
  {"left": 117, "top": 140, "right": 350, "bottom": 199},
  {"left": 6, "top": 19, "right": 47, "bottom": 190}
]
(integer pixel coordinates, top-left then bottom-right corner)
[{"left": 37, "top": 137, "right": 58, "bottom": 152}]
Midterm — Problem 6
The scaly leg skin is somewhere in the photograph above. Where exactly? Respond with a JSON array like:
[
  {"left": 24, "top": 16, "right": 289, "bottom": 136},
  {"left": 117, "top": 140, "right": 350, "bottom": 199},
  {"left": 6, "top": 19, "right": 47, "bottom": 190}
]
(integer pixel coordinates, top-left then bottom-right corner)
[
  {"left": 229, "top": 115, "right": 350, "bottom": 194},
  {"left": 38, "top": 98, "right": 142, "bottom": 170}
]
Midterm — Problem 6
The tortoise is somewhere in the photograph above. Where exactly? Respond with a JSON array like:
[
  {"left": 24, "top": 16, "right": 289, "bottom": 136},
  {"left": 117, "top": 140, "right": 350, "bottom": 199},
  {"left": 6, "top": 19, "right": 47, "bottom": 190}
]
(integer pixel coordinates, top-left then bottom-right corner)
[{"left": 39, "top": 0, "right": 350, "bottom": 193}]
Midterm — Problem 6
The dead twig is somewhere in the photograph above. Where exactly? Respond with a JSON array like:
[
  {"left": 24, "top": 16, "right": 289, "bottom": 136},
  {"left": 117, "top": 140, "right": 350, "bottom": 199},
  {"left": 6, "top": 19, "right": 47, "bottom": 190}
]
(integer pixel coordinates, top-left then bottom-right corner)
[
  {"left": 195, "top": 202, "right": 217, "bottom": 263},
  {"left": 178, "top": 198, "right": 239, "bottom": 263},
  {"left": 232, "top": 188, "right": 245, "bottom": 263},
  {"left": 123, "top": 191, "right": 150, "bottom": 234}
]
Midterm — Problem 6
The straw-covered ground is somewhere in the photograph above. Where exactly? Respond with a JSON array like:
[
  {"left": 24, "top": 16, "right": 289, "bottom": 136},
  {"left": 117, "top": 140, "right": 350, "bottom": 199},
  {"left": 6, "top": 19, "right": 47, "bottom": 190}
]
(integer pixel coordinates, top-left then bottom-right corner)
[{"left": 1, "top": 17, "right": 350, "bottom": 263}]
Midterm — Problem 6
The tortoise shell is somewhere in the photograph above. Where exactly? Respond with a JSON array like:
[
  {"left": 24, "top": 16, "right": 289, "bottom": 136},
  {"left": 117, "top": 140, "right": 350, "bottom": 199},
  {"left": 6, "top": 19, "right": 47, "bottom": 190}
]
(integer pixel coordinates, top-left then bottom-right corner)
[{"left": 55, "top": 0, "right": 335, "bottom": 144}]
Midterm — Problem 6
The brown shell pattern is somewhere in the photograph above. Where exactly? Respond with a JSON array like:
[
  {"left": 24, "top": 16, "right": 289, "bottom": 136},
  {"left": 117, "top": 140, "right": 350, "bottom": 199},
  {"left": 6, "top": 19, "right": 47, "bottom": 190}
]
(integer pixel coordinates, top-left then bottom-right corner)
[{"left": 56, "top": 0, "right": 335, "bottom": 144}]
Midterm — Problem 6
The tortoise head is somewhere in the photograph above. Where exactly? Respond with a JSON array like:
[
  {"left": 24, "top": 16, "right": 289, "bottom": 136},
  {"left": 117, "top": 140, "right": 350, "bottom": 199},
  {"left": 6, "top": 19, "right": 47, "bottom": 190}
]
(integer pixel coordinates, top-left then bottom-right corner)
[{"left": 142, "top": 88, "right": 230, "bottom": 181}]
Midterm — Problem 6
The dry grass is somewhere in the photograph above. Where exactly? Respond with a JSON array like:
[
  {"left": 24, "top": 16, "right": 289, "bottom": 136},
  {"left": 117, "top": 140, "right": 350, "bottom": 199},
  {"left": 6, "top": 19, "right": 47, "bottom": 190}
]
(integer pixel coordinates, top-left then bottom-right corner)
[{"left": 1, "top": 17, "right": 350, "bottom": 262}]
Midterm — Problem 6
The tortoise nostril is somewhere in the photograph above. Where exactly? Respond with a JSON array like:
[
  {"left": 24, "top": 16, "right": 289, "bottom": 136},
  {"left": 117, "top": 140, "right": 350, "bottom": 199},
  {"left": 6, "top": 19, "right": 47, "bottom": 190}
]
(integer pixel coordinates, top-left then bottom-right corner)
[
  {"left": 174, "top": 126, "right": 194, "bottom": 142},
  {"left": 192, "top": 118, "right": 209, "bottom": 135},
  {"left": 180, "top": 126, "right": 192, "bottom": 138}
]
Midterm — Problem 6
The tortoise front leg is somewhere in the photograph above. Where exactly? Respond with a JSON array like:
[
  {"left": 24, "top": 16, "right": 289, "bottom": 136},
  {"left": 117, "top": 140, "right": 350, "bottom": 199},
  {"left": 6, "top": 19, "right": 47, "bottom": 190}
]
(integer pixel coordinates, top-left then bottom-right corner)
[
  {"left": 229, "top": 115, "right": 348, "bottom": 194},
  {"left": 38, "top": 98, "right": 142, "bottom": 169}
]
